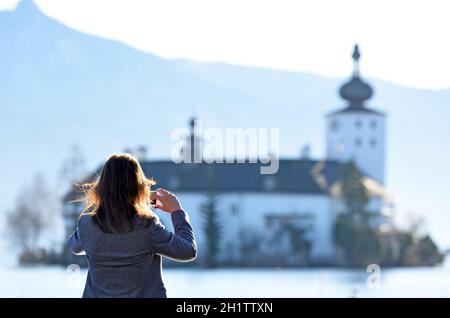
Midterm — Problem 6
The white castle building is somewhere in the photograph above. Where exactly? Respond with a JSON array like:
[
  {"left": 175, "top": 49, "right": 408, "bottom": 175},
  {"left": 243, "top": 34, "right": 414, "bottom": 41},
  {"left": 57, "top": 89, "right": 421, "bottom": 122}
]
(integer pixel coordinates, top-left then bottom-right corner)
[{"left": 63, "top": 45, "right": 394, "bottom": 266}]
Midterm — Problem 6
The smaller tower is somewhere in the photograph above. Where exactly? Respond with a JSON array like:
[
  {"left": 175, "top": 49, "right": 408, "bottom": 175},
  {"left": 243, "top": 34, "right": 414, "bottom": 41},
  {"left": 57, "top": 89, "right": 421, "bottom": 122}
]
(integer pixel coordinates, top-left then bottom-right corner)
[
  {"left": 180, "top": 117, "right": 203, "bottom": 163},
  {"left": 326, "top": 45, "right": 386, "bottom": 183}
]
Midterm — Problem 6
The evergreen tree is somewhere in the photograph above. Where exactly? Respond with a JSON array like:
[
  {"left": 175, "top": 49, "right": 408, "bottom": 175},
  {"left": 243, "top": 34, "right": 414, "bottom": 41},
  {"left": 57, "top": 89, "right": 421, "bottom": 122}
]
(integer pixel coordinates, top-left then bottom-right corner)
[
  {"left": 335, "top": 161, "right": 443, "bottom": 267},
  {"left": 340, "top": 161, "right": 370, "bottom": 223},
  {"left": 200, "top": 192, "right": 222, "bottom": 267},
  {"left": 334, "top": 161, "right": 384, "bottom": 266}
]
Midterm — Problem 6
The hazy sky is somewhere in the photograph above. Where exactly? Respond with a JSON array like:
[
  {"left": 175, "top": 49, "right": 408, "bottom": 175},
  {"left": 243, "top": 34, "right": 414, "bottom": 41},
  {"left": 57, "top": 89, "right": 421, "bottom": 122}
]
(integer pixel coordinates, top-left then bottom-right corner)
[{"left": 2, "top": 0, "right": 450, "bottom": 90}]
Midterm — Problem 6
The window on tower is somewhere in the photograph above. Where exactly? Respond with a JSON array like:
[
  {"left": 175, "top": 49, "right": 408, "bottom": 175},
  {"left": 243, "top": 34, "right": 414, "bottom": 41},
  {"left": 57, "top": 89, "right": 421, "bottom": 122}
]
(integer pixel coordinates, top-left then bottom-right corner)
[
  {"left": 355, "top": 138, "right": 362, "bottom": 147},
  {"left": 331, "top": 120, "right": 339, "bottom": 131},
  {"left": 355, "top": 119, "right": 362, "bottom": 129},
  {"left": 230, "top": 203, "right": 239, "bottom": 216},
  {"left": 370, "top": 138, "right": 377, "bottom": 147},
  {"left": 370, "top": 120, "right": 377, "bottom": 129}
]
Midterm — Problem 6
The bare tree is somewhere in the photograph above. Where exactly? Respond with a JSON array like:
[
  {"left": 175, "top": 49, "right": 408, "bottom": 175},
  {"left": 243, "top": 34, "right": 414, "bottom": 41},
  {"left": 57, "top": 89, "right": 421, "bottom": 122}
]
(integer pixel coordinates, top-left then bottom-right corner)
[
  {"left": 5, "top": 175, "right": 57, "bottom": 255},
  {"left": 58, "top": 143, "right": 87, "bottom": 193}
]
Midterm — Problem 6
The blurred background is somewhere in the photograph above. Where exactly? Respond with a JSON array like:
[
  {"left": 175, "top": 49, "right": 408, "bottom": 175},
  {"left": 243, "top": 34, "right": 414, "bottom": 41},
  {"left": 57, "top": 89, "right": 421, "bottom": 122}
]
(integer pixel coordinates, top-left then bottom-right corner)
[{"left": 0, "top": 0, "right": 449, "bottom": 297}]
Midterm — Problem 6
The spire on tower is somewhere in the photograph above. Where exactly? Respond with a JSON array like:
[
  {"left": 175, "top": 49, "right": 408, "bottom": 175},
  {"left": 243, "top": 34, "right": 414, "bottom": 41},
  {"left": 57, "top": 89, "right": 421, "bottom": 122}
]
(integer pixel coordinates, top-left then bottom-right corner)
[
  {"left": 189, "top": 116, "right": 198, "bottom": 135},
  {"left": 352, "top": 44, "right": 361, "bottom": 76},
  {"left": 339, "top": 44, "right": 373, "bottom": 108}
]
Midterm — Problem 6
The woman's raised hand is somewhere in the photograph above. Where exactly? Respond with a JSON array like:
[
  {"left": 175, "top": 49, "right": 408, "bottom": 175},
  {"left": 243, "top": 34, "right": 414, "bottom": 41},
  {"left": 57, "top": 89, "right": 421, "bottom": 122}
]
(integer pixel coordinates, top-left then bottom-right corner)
[{"left": 150, "top": 188, "right": 182, "bottom": 213}]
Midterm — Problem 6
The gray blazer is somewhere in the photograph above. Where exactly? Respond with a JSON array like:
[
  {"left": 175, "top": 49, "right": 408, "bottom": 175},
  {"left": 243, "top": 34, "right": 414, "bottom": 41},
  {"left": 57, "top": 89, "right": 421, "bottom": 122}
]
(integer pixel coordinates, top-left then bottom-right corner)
[{"left": 68, "top": 209, "right": 197, "bottom": 298}]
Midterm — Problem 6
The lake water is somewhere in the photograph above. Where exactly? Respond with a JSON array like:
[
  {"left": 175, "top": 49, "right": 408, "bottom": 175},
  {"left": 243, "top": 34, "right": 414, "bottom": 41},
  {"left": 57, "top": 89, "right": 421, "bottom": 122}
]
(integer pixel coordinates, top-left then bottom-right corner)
[{"left": 1, "top": 263, "right": 449, "bottom": 298}]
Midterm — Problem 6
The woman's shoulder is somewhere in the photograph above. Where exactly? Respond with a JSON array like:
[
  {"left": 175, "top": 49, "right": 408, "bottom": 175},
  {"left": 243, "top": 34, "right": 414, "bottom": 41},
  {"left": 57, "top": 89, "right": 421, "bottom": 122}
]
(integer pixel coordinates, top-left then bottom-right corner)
[
  {"left": 135, "top": 213, "right": 159, "bottom": 225},
  {"left": 135, "top": 214, "right": 164, "bottom": 232},
  {"left": 78, "top": 213, "right": 95, "bottom": 227}
]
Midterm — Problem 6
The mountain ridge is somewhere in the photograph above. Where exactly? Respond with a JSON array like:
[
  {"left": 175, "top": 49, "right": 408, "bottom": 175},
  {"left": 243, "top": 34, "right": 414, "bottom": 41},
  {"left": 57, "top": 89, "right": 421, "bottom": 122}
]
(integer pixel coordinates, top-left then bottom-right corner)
[
  {"left": 1, "top": 0, "right": 450, "bottom": 248},
  {"left": 7, "top": 0, "right": 450, "bottom": 93}
]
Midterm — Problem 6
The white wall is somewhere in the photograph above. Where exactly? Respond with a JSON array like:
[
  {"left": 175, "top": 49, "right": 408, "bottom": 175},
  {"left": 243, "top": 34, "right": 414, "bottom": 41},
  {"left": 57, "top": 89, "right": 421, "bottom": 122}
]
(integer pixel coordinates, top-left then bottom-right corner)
[
  {"left": 65, "top": 191, "right": 336, "bottom": 264},
  {"left": 326, "top": 112, "right": 386, "bottom": 183},
  {"left": 160, "top": 192, "right": 335, "bottom": 263}
]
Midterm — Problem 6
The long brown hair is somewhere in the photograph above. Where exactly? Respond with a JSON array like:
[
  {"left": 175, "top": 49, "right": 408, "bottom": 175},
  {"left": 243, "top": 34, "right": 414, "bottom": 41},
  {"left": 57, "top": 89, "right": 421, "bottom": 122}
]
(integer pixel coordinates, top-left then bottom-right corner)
[{"left": 80, "top": 153, "right": 156, "bottom": 233}]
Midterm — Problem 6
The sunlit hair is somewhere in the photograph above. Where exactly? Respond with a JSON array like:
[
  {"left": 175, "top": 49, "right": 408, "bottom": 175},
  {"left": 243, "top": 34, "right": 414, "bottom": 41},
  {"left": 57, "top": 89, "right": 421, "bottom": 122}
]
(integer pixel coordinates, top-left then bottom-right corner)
[{"left": 79, "top": 153, "right": 156, "bottom": 233}]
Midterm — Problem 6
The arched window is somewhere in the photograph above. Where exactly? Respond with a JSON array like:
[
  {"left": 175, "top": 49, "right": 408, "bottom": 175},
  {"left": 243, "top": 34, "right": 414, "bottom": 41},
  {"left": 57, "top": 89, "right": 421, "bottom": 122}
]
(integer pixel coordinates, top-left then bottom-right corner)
[
  {"left": 355, "top": 138, "right": 362, "bottom": 147},
  {"left": 355, "top": 119, "right": 362, "bottom": 129}
]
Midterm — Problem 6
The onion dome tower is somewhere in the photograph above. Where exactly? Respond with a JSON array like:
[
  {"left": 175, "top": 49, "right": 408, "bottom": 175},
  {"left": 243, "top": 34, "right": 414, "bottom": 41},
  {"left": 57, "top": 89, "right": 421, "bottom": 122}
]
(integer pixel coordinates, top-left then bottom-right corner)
[{"left": 326, "top": 45, "right": 386, "bottom": 183}]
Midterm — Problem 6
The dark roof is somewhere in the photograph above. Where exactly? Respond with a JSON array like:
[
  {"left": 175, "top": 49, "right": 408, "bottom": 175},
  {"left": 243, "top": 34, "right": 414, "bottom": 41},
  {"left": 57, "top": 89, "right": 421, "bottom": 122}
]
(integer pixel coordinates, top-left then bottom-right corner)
[
  {"left": 63, "top": 159, "right": 342, "bottom": 202},
  {"left": 339, "top": 76, "right": 373, "bottom": 104},
  {"left": 141, "top": 159, "right": 341, "bottom": 194},
  {"left": 327, "top": 106, "right": 385, "bottom": 116}
]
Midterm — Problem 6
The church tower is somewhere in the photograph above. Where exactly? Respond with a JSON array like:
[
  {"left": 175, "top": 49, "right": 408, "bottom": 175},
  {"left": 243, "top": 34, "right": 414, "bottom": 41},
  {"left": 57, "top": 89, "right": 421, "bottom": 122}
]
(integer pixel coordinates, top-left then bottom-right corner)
[{"left": 326, "top": 45, "right": 386, "bottom": 183}]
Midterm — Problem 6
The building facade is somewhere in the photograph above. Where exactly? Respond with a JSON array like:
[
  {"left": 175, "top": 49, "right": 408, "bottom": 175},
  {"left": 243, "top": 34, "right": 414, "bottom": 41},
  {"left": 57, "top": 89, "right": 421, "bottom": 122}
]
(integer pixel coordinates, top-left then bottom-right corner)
[{"left": 63, "top": 45, "right": 392, "bottom": 266}]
